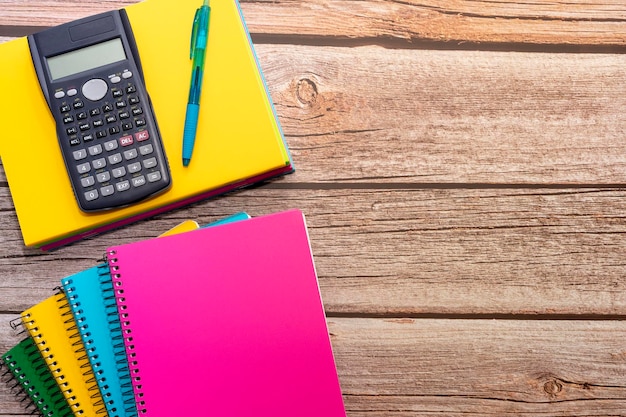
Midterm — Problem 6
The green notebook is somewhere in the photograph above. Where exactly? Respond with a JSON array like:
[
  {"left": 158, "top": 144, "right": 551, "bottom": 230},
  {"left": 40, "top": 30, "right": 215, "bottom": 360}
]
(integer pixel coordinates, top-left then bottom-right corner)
[{"left": 1, "top": 337, "right": 73, "bottom": 417}]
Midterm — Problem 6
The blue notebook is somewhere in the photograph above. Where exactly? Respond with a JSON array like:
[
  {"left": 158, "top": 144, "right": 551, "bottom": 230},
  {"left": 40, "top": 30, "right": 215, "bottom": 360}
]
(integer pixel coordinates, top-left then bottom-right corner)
[
  {"left": 62, "top": 265, "right": 133, "bottom": 417},
  {"left": 61, "top": 212, "right": 250, "bottom": 417}
]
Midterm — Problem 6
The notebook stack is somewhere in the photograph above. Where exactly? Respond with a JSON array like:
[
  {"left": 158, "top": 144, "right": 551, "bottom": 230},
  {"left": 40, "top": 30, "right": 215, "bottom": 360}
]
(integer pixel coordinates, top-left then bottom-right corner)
[{"left": 1, "top": 210, "right": 347, "bottom": 417}]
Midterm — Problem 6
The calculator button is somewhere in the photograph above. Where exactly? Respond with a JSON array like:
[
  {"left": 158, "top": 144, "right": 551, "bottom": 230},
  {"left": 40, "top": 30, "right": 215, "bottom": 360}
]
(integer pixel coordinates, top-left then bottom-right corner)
[
  {"left": 112, "top": 89, "right": 123, "bottom": 98},
  {"left": 109, "top": 126, "right": 121, "bottom": 135},
  {"left": 116, "top": 180, "right": 131, "bottom": 192},
  {"left": 119, "top": 135, "right": 134, "bottom": 147},
  {"left": 77, "top": 111, "right": 88, "bottom": 120},
  {"left": 93, "top": 119, "right": 104, "bottom": 128},
  {"left": 61, "top": 104, "right": 71, "bottom": 113},
  {"left": 135, "top": 119, "right": 146, "bottom": 127},
  {"left": 128, "top": 162, "right": 142, "bottom": 173},
  {"left": 79, "top": 123, "right": 90, "bottom": 132},
  {"left": 81, "top": 176, "right": 95, "bottom": 187},
  {"left": 116, "top": 100, "right": 127, "bottom": 109},
  {"left": 122, "top": 122, "right": 133, "bottom": 131},
  {"left": 112, "top": 167, "right": 126, "bottom": 178},
  {"left": 139, "top": 144, "right": 153, "bottom": 155},
  {"left": 122, "top": 70, "right": 133, "bottom": 79},
  {"left": 143, "top": 157, "right": 157, "bottom": 169},
  {"left": 129, "top": 96, "right": 140, "bottom": 105},
  {"left": 67, "top": 88, "right": 78, "bottom": 96},
  {"left": 119, "top": 111, "right": 130, "bottom": 119},
  {"left": 63, "top": 115, "right": 74, "bottom": 124},
  {"left": 104, "top": 140, "right": 119, "bottom": 152},
  {"left": 147, "top": 171, "right": 162, "bottom": 183},
  {"left": 106, "top": 115, "right": 117, "bottom": 124},
  {"left": 82, "top": 78, "right": 108, "bottom": 102},
  {"left": 83, "top": 133, "right": 94, "bottom": 142},
  {"left": 124, "top": 149, "right": 138, "bottom": 160},
  {"left": 132, "top": 107, "right": 143, "bottom": 116},
  {"left": 85, "top": 189, "right": 99, "bottom": 201},
  {"left": 96, "top": 130, "right": 107, "bottom": 139},
  {"left": 73, "top": 149, "right": 87, "bottom": 161},
  {"left": 101, "top": 185, "right": 115, "bottom": 196},
  {"left": 67, "top": 126, "right": 78, "bottom": 135},
  {"left": 77, "top": 162, "right": 91, "bottom": 174},
  {"left": 111, "top": 76, "right": 122, "bottom": 84},
  {"left": 69, "top": 137, "right": 81, "bottom": 146},
  {"left": 92, "top": 158, "right": 106, "bottom": 170},
  {"left": 90, "top": 108, "right": 101, "bottom": 117},
  {"left": 88, "top": 144, "right": 103, "bottom": 156},
  {"left": 55, "top": 91, "right": 65, "bottom": 99},
  {"left": 103, "top": 104, "right": 114, "bottom": 112},
  {"left": 73, "top": 101, "right": 84, "bottom": 109},
  {"left": 126, "top": 85, "right": 137, "bottom": 94},
  {"left": 109, "top": 153, "right": 123, "bottom": 165},
  {"left": 132, "top": 176, "right": 146, "bottom": 187},
  {"left": 135, "top": 131, "right": 150, "bottom": 141},
  {"left": 97, "top": 172, "right": 111, "bottom": 183}
]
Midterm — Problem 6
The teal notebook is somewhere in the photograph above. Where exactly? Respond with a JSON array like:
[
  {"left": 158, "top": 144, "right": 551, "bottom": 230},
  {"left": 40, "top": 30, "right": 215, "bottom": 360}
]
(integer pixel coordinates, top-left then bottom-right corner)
[
  {"left": 1, "top": 337, "right": 73, "bottom": 417},
  {"left": 62, "top": 264, "right": 134, "bottom": 417},
  {"left": 61, "top": 212, "right": 250, "bottom": 417}
]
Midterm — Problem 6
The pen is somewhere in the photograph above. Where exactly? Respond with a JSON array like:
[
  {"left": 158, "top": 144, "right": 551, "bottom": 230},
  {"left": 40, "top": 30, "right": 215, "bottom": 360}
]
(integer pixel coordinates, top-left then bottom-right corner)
[{"left": 182, "top": 0, "right": 211, "bottom": 167}]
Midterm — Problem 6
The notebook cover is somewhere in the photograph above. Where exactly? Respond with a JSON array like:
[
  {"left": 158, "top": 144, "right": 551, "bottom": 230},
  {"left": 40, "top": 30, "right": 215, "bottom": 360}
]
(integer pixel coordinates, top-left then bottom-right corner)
[
  {"left": 0, "top": 0, "right": 292, "bottom": 249},
  {"left": 60, "top": 214, "right": 249, "bottom": 417},
  {"left": 1, "top": 337, "right": 73, "bottom": 417},
  {"left": 107, "top": 209, "right": 346, "bottom": 416},
  {"left": 61, "top": 265, "right": 136, "bottom": 417},
  {"left": 21, "top": 294, "right": 106, "bottom": 416}
]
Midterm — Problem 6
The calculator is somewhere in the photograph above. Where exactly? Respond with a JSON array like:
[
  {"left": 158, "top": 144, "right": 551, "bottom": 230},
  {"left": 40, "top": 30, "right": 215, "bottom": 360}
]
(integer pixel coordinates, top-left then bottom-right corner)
[{"left": 28, "top": 10, "right": 171, "bottom": 212}]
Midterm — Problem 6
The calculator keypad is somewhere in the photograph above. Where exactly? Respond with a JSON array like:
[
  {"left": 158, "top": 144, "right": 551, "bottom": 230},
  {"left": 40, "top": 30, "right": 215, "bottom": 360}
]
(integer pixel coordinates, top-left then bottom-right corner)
[{"left": 56, "top": 73, "right": 169, "bottom": 211}]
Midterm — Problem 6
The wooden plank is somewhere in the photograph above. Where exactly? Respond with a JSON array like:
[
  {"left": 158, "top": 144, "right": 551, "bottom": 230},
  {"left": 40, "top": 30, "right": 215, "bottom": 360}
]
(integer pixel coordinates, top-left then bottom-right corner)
[
  {"left": 2, "top": 0, "right": 626, "bottom": 48},
  {"left": 330, "top": 318, "right": 626, "bottom": 416},
  {"left": 0, "top": 187, "right": 624, "bottom": 316},
  {"left": 2, "top": 316, "right": 626, "bottom": 415},
  {"left": 257, "top": 45, "right": 626, "bottom": 184},
  {"left": 243, "top": 0, "right": 626, "bottom": 49}
]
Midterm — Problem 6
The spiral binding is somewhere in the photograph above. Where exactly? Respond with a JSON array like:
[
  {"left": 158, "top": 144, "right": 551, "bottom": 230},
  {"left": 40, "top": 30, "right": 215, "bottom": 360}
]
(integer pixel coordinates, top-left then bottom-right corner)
[
  {"left": 98, "top": 262, "right": 138, "bottom": 417},
  {"left": 0, "top": 355, "right": 38, "bottom": 415},
  {"left": 108, "top": 249, "right": 146, "bottom": 414},
  {"left": 21, "top": 308, "right": 68, "bottom": 401},
  {"left": 22, "top": 290, "right": 107, "bottom": 416},
  {"left": 1, "top": 339, "right": 73, "bottom": 417}
]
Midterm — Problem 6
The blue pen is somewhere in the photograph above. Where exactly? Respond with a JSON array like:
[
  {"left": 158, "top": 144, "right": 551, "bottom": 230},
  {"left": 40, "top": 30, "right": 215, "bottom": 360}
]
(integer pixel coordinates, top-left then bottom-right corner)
[{"left": 182, "top": 0, "right": 211, "bottom": 167}]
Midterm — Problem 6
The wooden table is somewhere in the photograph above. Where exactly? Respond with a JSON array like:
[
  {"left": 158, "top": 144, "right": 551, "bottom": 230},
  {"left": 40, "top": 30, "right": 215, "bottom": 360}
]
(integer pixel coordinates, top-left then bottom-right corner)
[{"left": 1, "top": 1, "right": 626, "bottom": 415}]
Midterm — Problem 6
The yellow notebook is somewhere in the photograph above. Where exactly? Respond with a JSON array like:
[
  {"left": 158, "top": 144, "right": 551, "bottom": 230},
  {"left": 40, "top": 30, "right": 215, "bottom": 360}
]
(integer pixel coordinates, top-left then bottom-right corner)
[
  {"left": 21, "top": 293, "right": 106, "bottom": 416},
  {"left": 0, "top": 0, "right": 292, "bottom": 249}
]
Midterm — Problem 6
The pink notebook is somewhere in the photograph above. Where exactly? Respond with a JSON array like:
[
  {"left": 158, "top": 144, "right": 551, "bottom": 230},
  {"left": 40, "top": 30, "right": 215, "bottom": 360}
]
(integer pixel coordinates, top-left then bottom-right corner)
[{"left": 107, "top": 209, "right": 346, "bottom": 416}]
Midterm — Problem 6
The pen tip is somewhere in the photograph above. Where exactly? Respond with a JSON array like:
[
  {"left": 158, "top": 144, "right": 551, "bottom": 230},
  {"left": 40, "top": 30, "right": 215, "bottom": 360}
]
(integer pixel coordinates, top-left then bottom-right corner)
[
  {"left": 183, "top": 158, "right": 191, "bottom": 167},
  {"left": 204, "top": 0, "right": 209, "bottom": 5}
]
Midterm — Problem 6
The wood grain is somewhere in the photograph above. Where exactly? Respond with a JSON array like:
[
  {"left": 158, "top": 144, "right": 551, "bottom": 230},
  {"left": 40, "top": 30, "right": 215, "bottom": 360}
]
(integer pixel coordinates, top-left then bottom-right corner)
[
  {"left": 257, "top": 45, "right": 626, "bottom": 185},
  {"left": 0, "top": 187, "right": 624, "bottom": 316},
  {"left": 2, "top": 0, "right": 626, "bottom": 48}
]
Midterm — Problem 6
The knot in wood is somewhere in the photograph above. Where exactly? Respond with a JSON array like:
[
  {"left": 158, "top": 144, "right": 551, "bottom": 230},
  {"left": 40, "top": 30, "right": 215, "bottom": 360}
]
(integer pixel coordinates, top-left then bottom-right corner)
[
  {"left": 543, "top": 379, "right": 563, "bottom": 397},
  {"left": 296, "top": 78, "right": 318, "bottom": 106}
]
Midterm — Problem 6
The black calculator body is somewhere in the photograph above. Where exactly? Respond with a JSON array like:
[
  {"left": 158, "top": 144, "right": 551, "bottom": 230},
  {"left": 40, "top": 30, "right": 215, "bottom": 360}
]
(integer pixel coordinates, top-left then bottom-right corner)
[{"left": 28, "top": 10, "right": 171, "bottom": 212}]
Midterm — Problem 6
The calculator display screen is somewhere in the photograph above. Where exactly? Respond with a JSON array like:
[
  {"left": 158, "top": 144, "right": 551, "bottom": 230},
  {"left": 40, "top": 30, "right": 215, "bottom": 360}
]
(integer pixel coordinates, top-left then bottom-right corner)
[{"left": 47, "top": 38, "right": 126, "bottom": 81}]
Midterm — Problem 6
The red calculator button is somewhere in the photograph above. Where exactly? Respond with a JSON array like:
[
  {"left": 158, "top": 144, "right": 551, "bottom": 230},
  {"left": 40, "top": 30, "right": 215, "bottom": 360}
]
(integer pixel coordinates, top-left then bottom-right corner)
[
  {"left": 119, "top": 135, "right": 134, "bottom": 146},
  {"left": 135, "top": 131, "right": 150, "bottom": 142}
]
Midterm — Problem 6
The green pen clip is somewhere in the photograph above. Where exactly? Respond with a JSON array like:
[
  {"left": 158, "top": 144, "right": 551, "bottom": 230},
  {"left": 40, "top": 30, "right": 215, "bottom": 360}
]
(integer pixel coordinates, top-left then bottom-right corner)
[{"left": 190, "top": 8, "right": 200, "bottom": 59}]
